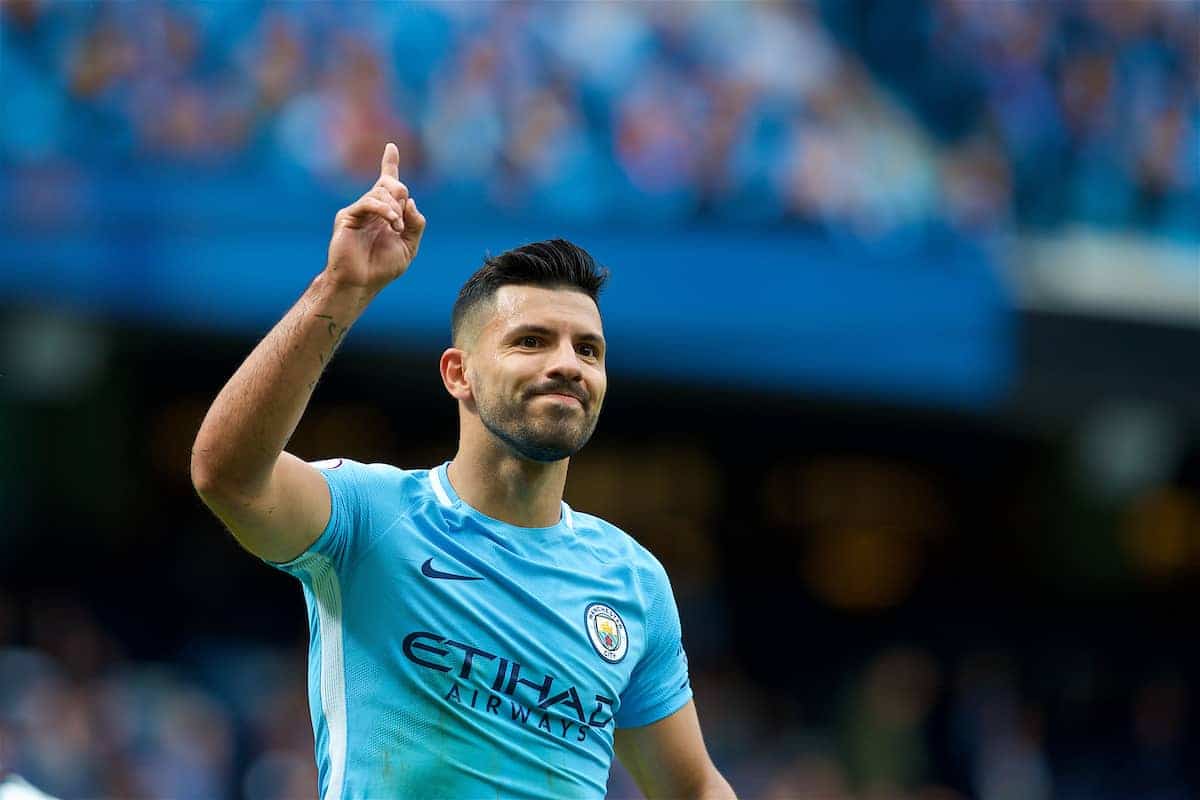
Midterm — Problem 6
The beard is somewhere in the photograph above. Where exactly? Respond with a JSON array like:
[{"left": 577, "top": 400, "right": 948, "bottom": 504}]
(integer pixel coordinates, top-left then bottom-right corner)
[{"left": 476, "top": 385, "right": 600, "bottom": 463}]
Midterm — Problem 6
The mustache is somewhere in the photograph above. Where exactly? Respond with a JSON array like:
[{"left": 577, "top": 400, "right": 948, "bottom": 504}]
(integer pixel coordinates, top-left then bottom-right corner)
[{"left": 527, "top": 381, "right": 590, "bottom": 406}]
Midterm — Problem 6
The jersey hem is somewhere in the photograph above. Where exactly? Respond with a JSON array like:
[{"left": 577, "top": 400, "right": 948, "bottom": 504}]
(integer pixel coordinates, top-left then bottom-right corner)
[{"left": 614, "top": 687, "right": 693, "bottom": 730}]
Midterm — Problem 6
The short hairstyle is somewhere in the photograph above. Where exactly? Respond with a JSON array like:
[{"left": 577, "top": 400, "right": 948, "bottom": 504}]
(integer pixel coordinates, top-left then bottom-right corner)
[{"left": 451, "top": 239, "right": 610, "bottom": 346}]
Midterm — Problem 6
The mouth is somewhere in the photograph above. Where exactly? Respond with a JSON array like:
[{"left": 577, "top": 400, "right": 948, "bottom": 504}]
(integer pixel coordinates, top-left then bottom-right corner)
[{"left": 538, "top": 392, "right": 583, "bottom": 406}]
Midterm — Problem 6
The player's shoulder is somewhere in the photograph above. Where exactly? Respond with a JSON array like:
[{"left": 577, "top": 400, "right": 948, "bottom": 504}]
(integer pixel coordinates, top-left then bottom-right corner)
[
  {"left": 569, "top": 509, "right": 669, "bottom": 577},
  {"left": 570, "top": 510, "right": 675, "bottom": 618},
  {"left": 309, "top": 457, "right": 439, "bottom": 506}
]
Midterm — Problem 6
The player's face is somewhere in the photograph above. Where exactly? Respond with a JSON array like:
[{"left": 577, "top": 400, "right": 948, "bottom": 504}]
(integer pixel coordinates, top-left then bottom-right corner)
[{"left": 469, "top": 285, "right": 607, "bottom": 463}]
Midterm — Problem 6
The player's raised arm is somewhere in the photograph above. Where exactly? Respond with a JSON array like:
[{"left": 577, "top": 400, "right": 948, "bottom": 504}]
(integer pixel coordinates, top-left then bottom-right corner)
[{"left": 190, "top": 143, "right": 426, "bottom": 563}]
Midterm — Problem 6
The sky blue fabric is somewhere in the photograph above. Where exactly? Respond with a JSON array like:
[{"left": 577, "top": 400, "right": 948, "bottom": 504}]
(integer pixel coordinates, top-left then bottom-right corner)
[{"left": 269, "top": 458, "right": 692, "bottom": 799}]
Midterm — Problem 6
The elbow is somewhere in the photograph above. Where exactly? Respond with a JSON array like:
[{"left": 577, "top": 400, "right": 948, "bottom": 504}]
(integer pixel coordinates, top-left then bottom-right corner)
[
  {"left": 190, "top": 440, "right": 233, "bottom": 499},
  {"left": 190, "top": 444, "right": 268, "bottom": 504},
  {"left": 679, "top": 764, "right": 736, "bottom": 800},
  {"left": 190, "top": 449, "right": 221, "bottom": 497},
  {"left": 190, "top": 454, "right": 248, "bottom": 515},
  {"left": 698, "top": 769, "right": 737, "bottom": 800}
]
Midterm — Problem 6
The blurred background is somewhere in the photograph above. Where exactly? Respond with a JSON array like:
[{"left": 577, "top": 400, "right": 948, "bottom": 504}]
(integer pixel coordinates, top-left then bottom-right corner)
[{"left": 1, "top": 0, "right": 1198, "bottom": 798}]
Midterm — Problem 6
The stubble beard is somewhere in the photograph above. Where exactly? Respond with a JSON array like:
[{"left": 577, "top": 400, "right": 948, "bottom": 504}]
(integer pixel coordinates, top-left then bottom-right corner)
[{"left": 477, "top": 391, "right": 600, "bottom": 463}]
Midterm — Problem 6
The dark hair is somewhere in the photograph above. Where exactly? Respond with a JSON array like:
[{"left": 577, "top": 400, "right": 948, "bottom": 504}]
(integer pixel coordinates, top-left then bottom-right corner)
[{"left": 451, "top": 239, "right": 610, "bottom": 344}]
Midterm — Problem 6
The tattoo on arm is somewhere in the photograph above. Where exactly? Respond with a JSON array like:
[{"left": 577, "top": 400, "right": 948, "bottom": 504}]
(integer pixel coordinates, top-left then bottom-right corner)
[
  {"left": 314, "top": 314, "right": 342, "bottom": 341},
  {"left": 311, "top": 313, "right": 349, "bottom": 385}
]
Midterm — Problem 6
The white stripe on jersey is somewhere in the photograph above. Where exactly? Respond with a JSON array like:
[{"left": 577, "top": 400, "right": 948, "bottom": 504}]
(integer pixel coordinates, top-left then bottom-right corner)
[
  {"left": 297, "top": 554, "right": 347, "bottom": 800},
  {"left": 429, "top": 466, "right": 453, "bottom": 508}
]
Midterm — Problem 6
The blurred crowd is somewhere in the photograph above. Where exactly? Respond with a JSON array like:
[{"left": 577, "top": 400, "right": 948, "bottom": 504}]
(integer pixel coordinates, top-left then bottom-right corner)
[
  {"left": 2, "top": 1, "right": 1198, "bottom": 797},
  {"left": 1, "top": 0, "right": 1196, "bottom": 238},
  {"left": 838, "top": 0, "right": 1199, "bottom": 236},
  {"left": 0, "top": 598, "right": 316, "bottom": 799},
  {"left": 1, "top": 595, "right": 1193, "bottom": 800}
]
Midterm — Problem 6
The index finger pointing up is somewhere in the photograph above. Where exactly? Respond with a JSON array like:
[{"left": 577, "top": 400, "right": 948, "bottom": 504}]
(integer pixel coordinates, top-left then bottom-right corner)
[{"left": 380, "top": 142, "right": 399, "bottom": 180}]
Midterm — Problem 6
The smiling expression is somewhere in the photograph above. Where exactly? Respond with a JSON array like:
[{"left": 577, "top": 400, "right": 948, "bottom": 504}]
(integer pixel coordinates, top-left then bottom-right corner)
[{"left": 464, "top": 285, "right": 607, "bottom": 462}]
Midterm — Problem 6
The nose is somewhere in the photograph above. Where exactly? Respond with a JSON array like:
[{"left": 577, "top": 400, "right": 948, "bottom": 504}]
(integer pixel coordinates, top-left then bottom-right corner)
[{"left": 545, "top": 339, "right": 584, "bottom": 381}]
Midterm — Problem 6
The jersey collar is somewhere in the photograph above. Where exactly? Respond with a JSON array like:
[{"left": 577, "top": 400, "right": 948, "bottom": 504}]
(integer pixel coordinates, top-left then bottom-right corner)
[{"left": 429, "top": 462, "right": 574, "bottom": 531}]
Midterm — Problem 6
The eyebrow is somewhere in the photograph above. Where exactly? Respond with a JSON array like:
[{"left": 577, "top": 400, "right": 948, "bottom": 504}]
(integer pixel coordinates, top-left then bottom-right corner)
[{"left": 508, "top": 324, "right": 606, "bottom": 347}]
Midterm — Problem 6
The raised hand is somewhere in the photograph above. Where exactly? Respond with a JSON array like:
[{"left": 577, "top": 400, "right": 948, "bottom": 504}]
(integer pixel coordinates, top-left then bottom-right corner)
[{"left": 324, "top": 142, "right": 427, "bottom": 294}]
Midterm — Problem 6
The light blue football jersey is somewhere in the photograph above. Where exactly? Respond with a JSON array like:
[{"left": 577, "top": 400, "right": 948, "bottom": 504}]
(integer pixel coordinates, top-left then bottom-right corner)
[{"left": 268, "top": 459, "right": 693, "bottom": 799}]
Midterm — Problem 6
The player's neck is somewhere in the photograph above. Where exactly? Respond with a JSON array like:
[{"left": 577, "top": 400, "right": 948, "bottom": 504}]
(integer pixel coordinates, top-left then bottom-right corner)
[{"left": 446, "top": 445, "right": 568, "bottom": 529}]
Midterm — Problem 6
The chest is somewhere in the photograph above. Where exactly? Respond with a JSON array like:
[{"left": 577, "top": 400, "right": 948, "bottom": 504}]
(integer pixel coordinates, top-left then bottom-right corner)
[{"left": 344, "top": 513, "right": 645, "bottom": 722}]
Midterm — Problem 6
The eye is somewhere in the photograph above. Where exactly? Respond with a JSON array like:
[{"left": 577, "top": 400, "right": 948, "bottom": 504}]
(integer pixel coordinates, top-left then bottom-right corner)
[
  {"left": 519, "top": 335, "right": 541, "bottom": 348},
  {"left": 577, "top": 343, "right": 599, "bottom": 358}
]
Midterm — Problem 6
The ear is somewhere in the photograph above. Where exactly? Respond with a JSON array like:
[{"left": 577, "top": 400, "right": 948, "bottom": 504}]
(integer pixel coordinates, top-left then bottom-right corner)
[{"left": 440, "top": 347, "right": 473, "bottom": 401}]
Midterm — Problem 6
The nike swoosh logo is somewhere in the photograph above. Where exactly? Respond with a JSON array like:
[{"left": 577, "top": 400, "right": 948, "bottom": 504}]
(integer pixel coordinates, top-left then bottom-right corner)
[{"left": 421, "top": 558, "right": 483, "bottom": 581}]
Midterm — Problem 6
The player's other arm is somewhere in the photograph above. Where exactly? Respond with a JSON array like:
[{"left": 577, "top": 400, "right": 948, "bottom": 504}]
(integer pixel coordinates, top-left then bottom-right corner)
[
  {"left": 614, "top": 700, "right": 737, "bottom": 800},
  {"left": 190, "top": 143, "right": 425, "bottom": 563}
]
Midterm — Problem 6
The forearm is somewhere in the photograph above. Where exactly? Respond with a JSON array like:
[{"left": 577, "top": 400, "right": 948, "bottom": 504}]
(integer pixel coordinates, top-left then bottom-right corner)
[{"left": 191, "top": 271, "right": 375, "bottom": 495}]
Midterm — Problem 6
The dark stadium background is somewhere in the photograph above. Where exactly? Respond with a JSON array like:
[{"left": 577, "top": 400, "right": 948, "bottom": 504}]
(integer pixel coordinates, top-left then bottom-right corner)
[{"left": 1, "top": 1, "right": 1198, "bottom": 798}]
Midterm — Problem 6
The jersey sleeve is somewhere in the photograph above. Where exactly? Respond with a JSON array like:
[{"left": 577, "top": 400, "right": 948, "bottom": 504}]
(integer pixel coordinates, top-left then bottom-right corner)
[
  {"left": 615, "top": 559, "right": 693, "bottom": 728},
  {"left": 265, "top": 457, "right": 372, "bottom": 576}
]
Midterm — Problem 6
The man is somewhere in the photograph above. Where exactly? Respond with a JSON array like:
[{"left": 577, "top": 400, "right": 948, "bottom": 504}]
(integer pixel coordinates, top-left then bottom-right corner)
[{"left": 191, "top": 143, "right": 736, "bottom": 799}]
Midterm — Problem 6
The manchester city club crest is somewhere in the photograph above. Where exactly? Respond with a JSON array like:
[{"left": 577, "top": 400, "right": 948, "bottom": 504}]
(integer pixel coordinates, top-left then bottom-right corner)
[{"left": 584, "top": 603, "right": 628, "bottom": 663}]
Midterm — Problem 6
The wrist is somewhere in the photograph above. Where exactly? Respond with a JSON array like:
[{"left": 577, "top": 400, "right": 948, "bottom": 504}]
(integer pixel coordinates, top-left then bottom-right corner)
[{"left": 310, "top": 270, "right": 381, "bottom": 314}]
